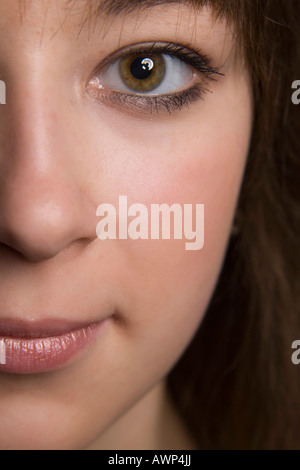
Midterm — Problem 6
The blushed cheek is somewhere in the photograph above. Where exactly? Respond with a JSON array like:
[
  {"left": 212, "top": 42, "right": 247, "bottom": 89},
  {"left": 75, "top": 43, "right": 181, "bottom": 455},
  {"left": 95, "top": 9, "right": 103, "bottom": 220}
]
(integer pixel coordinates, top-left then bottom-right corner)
[
  {"left": 115, "top": 140, "right": 247, "bottom": 331},
  {"left": 124, "top": 118, "right": 251, "bottom": 337}
]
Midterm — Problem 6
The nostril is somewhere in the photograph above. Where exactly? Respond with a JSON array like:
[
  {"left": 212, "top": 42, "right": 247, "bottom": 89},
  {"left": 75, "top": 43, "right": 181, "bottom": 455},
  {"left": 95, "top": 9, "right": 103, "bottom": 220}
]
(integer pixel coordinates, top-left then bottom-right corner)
[
  {"left": 0, "top": 241, "right": 51, "bottom": 263},
  {"left": 0, "top": 235, "right": 92, "bottom": 264}
]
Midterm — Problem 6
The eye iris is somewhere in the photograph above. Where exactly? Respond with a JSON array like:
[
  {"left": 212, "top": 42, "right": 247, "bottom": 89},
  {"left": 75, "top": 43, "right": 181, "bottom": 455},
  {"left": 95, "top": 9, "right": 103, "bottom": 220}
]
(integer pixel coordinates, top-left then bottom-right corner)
[{"left": 120, "top": 53, "right": 166, "bottom": 93}]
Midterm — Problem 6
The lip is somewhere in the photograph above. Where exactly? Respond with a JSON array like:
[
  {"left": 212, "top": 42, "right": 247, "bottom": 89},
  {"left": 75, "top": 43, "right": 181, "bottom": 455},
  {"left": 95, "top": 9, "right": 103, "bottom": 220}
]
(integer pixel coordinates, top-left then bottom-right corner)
[{"left": 0, "top": 318, "right": 107, "bottom": 375}]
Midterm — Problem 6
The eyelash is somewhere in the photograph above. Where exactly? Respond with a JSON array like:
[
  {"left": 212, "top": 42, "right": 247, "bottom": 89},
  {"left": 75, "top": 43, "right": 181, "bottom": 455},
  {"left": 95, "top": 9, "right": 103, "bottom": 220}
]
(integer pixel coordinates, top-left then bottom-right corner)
[{"left": 88, "top": 42, "right": 224, "bottom": 114}]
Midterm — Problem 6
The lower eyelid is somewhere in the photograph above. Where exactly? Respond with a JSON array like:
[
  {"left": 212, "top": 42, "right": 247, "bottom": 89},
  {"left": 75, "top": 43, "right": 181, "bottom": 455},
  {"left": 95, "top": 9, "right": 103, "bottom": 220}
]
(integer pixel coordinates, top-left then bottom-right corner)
[{"left": 87, "top": 83, "right": 210, "bottom": 116}]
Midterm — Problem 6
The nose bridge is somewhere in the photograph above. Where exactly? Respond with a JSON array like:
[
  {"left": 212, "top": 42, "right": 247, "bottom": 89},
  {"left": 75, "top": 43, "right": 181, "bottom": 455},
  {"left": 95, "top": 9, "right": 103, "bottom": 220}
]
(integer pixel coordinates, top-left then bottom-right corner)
[
  {"left": 0, "top": 57, "right": 95, "bottom": 262},
  {"left": 5, "top": 66, "right": 64, "bottom": 176}
]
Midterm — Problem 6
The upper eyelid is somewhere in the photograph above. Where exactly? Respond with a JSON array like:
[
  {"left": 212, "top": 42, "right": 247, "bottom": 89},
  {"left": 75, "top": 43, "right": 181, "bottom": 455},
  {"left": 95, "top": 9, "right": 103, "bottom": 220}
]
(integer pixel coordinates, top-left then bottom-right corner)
[
  {"left": 90, "top": 41, "right": 224, "bottom": 78},
  {"left": 93, "top": 41, "right": 189, "bottom": 68}
]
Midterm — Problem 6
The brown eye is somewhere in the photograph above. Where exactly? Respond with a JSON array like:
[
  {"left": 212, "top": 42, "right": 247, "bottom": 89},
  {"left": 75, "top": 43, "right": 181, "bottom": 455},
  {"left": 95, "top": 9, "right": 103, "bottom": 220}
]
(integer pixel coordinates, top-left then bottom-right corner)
[
  {"left": 119, "top": 53, "right": 166, "bottom": 93},
  {"left": 89, "top": 45, "right": 201, "bottom": 100}
]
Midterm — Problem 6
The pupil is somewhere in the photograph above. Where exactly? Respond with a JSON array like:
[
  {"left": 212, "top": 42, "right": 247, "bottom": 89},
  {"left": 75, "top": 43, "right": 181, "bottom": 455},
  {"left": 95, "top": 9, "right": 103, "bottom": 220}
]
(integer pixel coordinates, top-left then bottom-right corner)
[{"left": 130, "top": 57, "right": 154, "bottom": 80}]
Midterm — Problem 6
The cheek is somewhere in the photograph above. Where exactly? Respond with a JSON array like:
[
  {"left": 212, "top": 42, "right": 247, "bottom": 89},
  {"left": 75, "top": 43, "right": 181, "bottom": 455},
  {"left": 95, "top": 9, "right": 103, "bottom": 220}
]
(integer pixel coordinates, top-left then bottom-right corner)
[
  {"left": 81, "top": 73, "right": 252, "bottom": 362},
  {"left": 97, "top": 131, "right": 250, "bottom": 366}
]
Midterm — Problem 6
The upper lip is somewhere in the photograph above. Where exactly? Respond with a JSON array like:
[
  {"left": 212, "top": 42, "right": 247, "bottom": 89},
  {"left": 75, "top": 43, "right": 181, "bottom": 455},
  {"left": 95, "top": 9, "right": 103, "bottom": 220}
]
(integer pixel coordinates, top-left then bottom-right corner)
[{"left": 0, "top": 318, "right": 100, "bottom": 339}]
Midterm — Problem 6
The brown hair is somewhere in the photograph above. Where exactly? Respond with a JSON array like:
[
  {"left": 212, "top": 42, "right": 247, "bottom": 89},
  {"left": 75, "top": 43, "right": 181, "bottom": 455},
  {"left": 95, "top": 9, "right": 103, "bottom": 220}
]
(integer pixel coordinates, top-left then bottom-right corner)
[{"left": 167, "top": 0, "right": 300, "bottom": 449}]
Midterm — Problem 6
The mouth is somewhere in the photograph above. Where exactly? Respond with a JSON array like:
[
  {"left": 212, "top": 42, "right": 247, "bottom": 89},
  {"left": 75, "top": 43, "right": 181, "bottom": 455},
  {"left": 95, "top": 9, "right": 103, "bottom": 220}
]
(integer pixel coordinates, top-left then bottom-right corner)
[{"left": 0, "top": 318, "right": 108, "bottom": 375}]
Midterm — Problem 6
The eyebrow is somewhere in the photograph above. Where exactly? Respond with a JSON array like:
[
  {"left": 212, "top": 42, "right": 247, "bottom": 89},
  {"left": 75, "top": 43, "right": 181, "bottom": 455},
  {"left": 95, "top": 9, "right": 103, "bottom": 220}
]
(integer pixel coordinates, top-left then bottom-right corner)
[
  {"left": 68, "top": 0, "right": 231, "bottom": 37},
  {"left": 97, "top": 0, "right": 198, "bottom": 16},
  {"left": 72, "top": 0, "right": 206, "bottom": 19}
]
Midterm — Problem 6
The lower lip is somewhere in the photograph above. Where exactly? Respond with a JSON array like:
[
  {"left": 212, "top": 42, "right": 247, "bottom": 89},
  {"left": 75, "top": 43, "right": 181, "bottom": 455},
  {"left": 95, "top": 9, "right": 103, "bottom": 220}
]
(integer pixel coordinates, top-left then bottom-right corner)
[{"left": 0, "top": 322, "right": 105, "bottom": 375}]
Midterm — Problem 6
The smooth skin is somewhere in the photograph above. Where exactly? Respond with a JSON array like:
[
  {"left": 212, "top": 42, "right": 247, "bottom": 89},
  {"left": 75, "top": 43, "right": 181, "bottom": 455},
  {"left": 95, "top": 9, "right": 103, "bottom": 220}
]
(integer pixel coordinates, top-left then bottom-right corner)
[{"left": 0, "top": 0, "right": 252, "bottom": 449}]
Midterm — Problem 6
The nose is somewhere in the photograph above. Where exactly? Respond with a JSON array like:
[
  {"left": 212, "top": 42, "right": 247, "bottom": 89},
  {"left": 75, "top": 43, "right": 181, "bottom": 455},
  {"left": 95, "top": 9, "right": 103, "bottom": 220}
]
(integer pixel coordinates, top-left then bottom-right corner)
[{"left": 0, "top": 79, "right": 96, "bottom": 262}]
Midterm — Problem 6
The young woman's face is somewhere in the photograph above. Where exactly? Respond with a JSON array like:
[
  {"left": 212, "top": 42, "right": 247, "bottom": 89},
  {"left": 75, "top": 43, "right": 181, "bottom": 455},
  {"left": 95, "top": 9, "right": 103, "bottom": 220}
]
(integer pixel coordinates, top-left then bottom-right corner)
[{"left": 0, "top": 0, "right": 252, "bottom": 449}]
